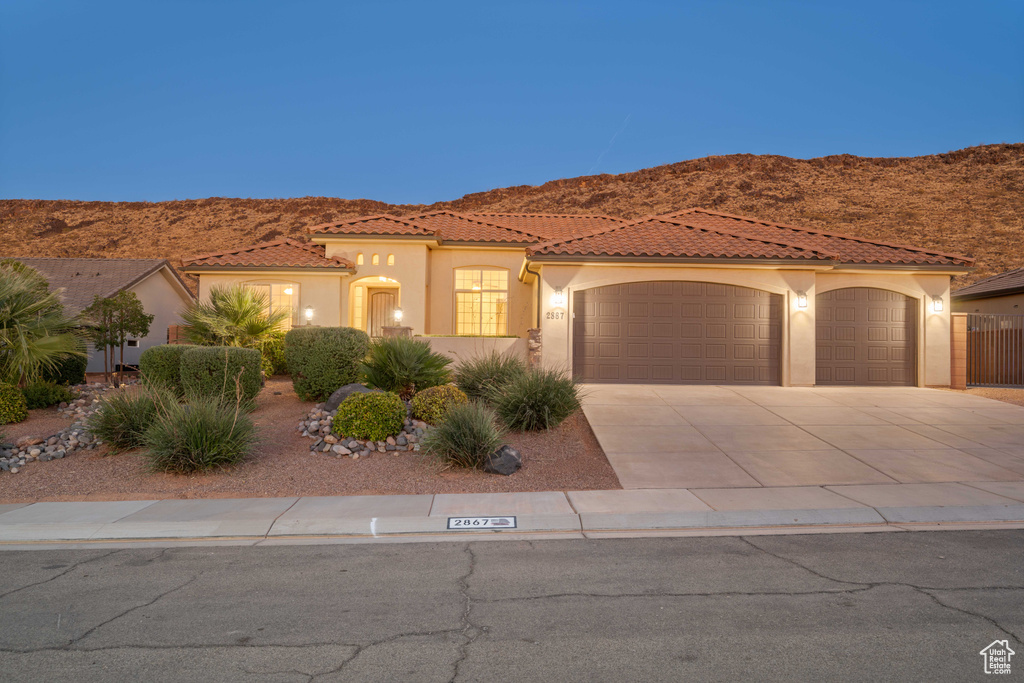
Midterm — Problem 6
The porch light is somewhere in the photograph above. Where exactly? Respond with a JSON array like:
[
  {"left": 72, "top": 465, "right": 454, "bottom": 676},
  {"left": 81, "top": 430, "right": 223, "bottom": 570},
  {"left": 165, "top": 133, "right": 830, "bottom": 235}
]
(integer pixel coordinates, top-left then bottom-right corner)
[
  {"left": 304, "top": 305, "right": 314, "bottom": 325},
  {"left": 393, "top": 307, "right": 404, "bottom": 322},
  {"left": 796, "top": 291, "right": 808, "bottom": 309},
  {"left": 932, "top": 296, "right": 944, "bottom": 313},
  {"left": 550, "top": 288, "right": 566, "bottom": 308}
]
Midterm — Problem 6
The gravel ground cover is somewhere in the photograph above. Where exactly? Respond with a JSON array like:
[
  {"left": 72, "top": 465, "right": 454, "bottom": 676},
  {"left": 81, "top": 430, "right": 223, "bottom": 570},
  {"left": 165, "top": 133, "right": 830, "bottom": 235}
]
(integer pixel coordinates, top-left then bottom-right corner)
[
  {"left": 0, "top": 377, "right": 620, "bottom": 502},
  {"left": 956, "top": 387, "right": 1024, "bottom": 407}
]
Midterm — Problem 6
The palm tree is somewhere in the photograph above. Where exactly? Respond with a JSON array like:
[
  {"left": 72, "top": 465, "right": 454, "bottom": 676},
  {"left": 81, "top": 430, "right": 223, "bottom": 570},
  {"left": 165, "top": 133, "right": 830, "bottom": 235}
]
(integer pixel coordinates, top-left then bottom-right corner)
[
  {"left": 0, "top": 264, "right": 85, "bottom": 387},
  {"left": 180, "top": 284, "right": 290, "bottom": 348}
]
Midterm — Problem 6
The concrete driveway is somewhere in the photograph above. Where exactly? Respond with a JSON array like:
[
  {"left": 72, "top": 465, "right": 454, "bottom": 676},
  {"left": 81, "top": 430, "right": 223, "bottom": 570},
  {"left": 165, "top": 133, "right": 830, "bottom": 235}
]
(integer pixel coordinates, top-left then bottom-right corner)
[{"left": 582, "top": 385, "right": 1024, "bottom": 489}]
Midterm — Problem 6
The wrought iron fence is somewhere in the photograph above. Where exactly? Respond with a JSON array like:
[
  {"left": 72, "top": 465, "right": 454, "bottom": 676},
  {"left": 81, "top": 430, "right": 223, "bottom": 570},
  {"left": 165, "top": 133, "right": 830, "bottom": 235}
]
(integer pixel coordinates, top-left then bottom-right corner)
[{"left": 967, "top": 314, "right": 1024, "bottom": 388}]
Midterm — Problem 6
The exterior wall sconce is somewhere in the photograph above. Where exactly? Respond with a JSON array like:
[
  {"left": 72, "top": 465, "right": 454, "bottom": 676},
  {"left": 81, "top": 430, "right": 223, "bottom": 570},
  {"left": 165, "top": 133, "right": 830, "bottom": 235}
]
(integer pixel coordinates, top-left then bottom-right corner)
[
  {"left": 304, "top": 305, "right": 314, "bottom": 325},
  {"left": 550, "top": 288, "right": 566, "bottom": 308},
  {"left": 932, "top": 296, "right": 944, "bottom": 313},
  {"left": 393, "top": 307, "right": 404, "bottom": 322},
  {"left": 796, "top": 291, "right": 808, "bottom": 309}
]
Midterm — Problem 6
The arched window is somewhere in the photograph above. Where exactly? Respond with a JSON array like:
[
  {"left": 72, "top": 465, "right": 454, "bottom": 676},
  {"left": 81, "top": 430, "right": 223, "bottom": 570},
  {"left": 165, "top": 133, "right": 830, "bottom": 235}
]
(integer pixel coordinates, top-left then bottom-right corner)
[
  {"left": 356, "top": 253, "right": 364, "bottom": 266},
  {"left": 372, "top": 254, "right": 380, "bottom": 265},
  {"left": 454, "top": 268, "right": 508, "bottom": 336},
  {"left": 387, "top": 254, "right": 395, "bottom": 266}
]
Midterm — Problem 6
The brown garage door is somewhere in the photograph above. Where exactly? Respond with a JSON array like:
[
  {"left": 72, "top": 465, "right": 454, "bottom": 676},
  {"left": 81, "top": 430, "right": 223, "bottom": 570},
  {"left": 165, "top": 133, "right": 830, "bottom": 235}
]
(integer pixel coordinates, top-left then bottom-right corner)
[
  {"left": 816, "top": 288, "right": 917, "bottom": 386},
  {"left": 573, "top": 281, "right": 781, "bottom": 384}
]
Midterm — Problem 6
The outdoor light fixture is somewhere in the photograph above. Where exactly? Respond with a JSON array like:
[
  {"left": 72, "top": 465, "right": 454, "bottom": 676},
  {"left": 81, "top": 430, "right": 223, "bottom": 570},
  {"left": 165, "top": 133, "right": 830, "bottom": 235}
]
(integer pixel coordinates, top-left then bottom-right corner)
[
  {"left": 932, "top": 296, "right": 944, "bottom": 313},
  {"left": 796, "top": 291, "right": 808, "bottom": 309},
  {"left": 304, "top": 305, "right": 314, "bottom": 325},
  {"left": 393, "top": 307, "right": 404, "bottom": 322},
  {"left": 550, "top": 288, "right": 566, "bottom": 308}
]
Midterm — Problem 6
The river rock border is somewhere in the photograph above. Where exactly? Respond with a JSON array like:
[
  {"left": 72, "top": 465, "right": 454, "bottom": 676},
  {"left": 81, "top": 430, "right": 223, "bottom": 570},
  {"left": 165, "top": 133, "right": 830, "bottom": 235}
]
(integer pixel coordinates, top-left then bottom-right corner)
[{"left": 298, "top": 403, "right": 429, "bottom": 459}]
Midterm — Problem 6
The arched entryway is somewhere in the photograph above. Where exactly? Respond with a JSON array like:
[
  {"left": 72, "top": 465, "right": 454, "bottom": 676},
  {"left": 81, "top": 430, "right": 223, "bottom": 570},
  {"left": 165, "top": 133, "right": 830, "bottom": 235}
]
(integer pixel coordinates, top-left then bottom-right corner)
[
  {"left": 816, "top": 287, "right": 917, "bottom": 386},
  {"left": 349, "top": 276, "right": 400, "bottom": 337},
  {"left": 572, "top": 281, "right": 782, "bottom": 384}
]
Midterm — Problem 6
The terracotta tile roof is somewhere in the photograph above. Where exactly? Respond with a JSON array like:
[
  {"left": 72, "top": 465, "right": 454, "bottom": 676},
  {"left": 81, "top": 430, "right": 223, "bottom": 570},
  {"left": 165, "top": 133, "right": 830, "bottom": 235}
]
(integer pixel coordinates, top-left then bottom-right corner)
[
  {"left": 462, "top": 213, "right": 626, "bottom": 240},
  {"left": 528, "top": 216, "right": 834, "bottom": 261},
  {"left": 952, "top": 267, "right": 1024, "bottom": 299},
  {"left": 182, "top": 239, "right": 353, "bottom": 270},
  {"left": 405, "top": 211, "right": 537, "bottom": 243},
  {"left": 309, "top": 215, "right": 435, "bottom": 237},
  {"left": 13, "top": 258, "right": 192, "bottom": 314},
  {"left": 530, "top": 208, "right": 974, "bottom": 267}
]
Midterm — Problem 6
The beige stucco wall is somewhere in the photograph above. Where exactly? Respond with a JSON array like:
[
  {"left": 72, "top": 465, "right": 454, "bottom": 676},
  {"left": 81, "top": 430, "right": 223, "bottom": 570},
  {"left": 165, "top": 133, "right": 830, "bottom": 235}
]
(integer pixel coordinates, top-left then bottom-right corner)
[
  {"left": 194, "top": 271, "right": 348, "bottom": 328},
  {"left": 534, "top": 263, "right": 954, "bottom": 387},
  {"left": 427, "top": 248, "right": 534, "bottom": 336},
  {"left": 953, "top": 292, "right": 1024, "bottom": 315},
  {"left": 415, "top": 335, "right": 527, "bottom": 367}
]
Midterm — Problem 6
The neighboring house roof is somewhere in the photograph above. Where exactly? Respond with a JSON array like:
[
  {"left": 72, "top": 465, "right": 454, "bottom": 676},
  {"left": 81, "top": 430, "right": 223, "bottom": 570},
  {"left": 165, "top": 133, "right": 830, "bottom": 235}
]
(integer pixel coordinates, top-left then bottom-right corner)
[
  {"left": 952, "top": 267, "right": 1024, "bottom": 300},
  {"left": 12, "top": 257, "right": 193, "bottom": 314},
  {"left": 182, "top": 238, "right": 355, "bottom": 271},
  {"left": 528, "top": 208, "right": 974, "bottom": 267}
]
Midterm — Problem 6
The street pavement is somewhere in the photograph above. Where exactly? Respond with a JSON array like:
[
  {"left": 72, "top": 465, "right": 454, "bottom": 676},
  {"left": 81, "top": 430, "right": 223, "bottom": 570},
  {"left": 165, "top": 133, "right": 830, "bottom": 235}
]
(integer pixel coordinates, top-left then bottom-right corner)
[{"left": 0, "top": 530, "right": 1021, "bottom": 681}]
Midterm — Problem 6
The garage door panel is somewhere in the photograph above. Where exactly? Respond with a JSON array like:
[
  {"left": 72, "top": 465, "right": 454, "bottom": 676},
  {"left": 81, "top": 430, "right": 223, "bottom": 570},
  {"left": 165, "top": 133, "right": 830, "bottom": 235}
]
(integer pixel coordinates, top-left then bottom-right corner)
[
  {"left": 573, "top": 281, "right": 781, "bottom": 385},
  {"left": 816, "top": 287, "right": 916, "bottom": 387}
]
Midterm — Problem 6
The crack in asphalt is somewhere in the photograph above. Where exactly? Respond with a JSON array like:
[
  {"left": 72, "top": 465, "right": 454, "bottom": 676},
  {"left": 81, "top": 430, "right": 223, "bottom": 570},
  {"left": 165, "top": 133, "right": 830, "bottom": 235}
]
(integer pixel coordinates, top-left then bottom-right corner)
[
  {"left": 0, "top": 549, "right": 122, "bottom": 600},
  {"left": 449, "top": 543, "right": 480, "bottom": 683},
  {"left": 916, "top": 588, "right": 1023, "bottom": 645}
]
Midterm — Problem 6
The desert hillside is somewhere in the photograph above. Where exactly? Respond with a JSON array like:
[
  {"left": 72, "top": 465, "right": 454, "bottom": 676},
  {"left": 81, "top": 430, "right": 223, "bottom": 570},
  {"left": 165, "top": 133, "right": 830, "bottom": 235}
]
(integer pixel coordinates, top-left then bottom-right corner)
[{"left": 2, "top": 143, "right": 1022, "bottom": 289}]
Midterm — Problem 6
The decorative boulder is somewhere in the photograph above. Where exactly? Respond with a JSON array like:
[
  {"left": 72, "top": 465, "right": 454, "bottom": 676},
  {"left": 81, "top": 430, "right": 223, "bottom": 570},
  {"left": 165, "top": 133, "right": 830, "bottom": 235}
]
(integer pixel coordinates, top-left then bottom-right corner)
[
  {"left": 325, "top": 383, "right": 373, "bottom": 412},
  {"left": 484, "top": 445, "right": 522, "bottom": 476}
]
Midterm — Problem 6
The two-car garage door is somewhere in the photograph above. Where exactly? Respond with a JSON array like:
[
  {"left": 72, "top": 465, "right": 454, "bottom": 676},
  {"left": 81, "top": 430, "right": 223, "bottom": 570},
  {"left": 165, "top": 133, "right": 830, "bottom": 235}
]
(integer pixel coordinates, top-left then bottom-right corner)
[{"left": 572, "top": 282, "right": 917, "bottom": 386}]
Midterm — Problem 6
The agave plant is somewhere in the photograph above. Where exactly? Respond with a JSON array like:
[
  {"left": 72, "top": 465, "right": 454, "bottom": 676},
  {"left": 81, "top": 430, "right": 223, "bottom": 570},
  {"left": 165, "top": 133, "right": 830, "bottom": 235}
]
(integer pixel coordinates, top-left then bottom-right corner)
[
  {"left": 360, "top": 336, "right": 453, "bottom": 399},
  {"left": 0, "top": 264, "right": 84, "bottom": 387},
  {"left": 180, "top": 284, "right": 290, "bottom": 348}
]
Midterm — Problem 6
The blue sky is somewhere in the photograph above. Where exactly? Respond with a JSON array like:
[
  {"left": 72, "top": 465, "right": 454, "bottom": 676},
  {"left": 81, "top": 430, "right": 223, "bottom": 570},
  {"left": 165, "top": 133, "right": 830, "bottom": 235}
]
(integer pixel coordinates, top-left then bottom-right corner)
[{"left": 1, "top": 0, "right": 1021, "bottom": 203}]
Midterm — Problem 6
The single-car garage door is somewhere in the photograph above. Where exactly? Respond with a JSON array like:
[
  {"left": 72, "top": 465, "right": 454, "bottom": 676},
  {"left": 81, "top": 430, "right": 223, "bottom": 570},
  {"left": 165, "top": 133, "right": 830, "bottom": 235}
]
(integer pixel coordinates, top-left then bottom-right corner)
[
  {"left": 573, "top": 281, "right": 781, "bottom": 384},
  {"left": 816, "top": 288, "right": 917, "bottom": 386}
]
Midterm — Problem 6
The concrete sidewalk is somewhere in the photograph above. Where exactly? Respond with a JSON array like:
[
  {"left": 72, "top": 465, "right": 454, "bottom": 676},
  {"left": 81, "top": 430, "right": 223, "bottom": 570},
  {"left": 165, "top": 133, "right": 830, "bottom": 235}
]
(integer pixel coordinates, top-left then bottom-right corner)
[{"left": 3, "top": 480, "right": 1024, "bottom": 549}]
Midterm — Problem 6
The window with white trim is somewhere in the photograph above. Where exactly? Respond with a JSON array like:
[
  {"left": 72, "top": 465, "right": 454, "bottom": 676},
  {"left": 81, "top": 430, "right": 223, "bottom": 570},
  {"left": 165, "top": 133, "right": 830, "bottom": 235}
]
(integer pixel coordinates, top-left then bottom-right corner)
[
  {"left": 247, "top": 283, "right": 298, "bottom": 330},
  {"left": 454, "top": 268, "right": 508, "bottom": 336}
]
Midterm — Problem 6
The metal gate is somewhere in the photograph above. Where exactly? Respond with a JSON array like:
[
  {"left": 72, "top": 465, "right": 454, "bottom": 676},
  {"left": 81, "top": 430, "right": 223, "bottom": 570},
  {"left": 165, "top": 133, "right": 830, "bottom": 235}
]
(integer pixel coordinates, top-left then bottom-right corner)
[{"left": 967, "top": 314, "right": 1024, "bottom": 387}]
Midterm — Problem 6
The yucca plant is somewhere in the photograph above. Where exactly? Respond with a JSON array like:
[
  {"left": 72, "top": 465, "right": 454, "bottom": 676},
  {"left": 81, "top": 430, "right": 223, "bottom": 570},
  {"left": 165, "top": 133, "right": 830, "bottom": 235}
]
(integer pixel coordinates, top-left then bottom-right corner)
[
  {"left": 87, "top": 386, "right": 164, "bottom": 452},
  {"left": 423, "top": 401, "right": 505, "bottom": 469},
  {"left": 360, "top": 336, "right": 452, "bottom": 399},
  {"left": 487, "top": 367, "right": 582, "bottom": 431},
  {"left": 454, "top": 351, "right": 527, "bottom": 401}
]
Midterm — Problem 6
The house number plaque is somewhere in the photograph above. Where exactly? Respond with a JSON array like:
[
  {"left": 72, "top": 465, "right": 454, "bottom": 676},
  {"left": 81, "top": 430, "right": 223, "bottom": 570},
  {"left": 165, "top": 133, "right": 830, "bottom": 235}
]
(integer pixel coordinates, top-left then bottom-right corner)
[{"left": 447, "top": 516, "right": 517, "bottom": 529}]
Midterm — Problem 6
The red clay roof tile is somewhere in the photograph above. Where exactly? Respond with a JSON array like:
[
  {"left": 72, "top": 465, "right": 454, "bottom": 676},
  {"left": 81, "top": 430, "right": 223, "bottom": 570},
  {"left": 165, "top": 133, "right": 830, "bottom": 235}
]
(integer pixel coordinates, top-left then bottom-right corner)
[{"left": 182, "top": 238, "right": 353, "bottom": 270}]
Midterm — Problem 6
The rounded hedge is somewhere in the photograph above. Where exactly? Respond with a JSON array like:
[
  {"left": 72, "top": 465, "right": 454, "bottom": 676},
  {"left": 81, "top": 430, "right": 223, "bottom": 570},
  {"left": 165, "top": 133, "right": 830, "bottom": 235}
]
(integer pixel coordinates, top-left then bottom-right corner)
[
  {"left": 0, "top": 383, "right": 28, "bottom": 425},
  {"left": 411, "top": 384, "right": 468, "bottom": 425},
  {"left": 179, "top": 346, "right": 262, "bottom": 408},
  {"left": 40, "top": 348, "right": 88, "bottom": 386},
  {"left": 140, "top": 344, "right": 195, "bottom": 395},
  {"left": 332, "top": 391, "right": 405, "bottom": 442},
  {"left": 285, "top": 327, "right": 370, "bottom": 402},
  {"left": 21, "top": 381, "right": 74, "bottom": 410}
]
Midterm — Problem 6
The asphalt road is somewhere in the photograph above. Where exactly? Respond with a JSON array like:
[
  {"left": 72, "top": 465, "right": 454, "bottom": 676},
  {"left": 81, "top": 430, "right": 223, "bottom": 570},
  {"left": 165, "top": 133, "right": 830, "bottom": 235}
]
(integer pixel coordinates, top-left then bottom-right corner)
[{"left": 0, "top": 530, "right": 1022, "bottom": 682}]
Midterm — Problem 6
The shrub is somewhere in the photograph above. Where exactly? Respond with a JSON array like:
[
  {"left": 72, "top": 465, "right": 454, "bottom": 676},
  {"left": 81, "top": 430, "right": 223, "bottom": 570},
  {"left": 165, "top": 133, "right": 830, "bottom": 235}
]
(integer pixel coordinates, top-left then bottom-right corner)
[
  {"left": 0, "top": 383, "right": 28, "bottom": 425},
  {"left": 40, "top": 347, "right": 88, "bottom": 386},
  {"left": 21, "top": 381, "right": 74, "bottom": 410},
  {"left": 87, "top": 387, "right": 161, "bottom": 452},
  {"left": 140, "top": 344, "right": 194, "bottom": 396},
  {"left": 260, "top": 331, "right": 288, "bottom": 376},
  {"left": 487, "top": 368, "right": 582, "bottom": 431},
  {"left": 411, "top": 384, "right": 469, "bottom": 425},
  {"left": 179, "top": 346, "right": 262, "bottom": 410},
  {"left": 360, "top": 336, "right": 452, "bottom": 399},
  {"left": 454, "top": 351, "right": 527, "bottom": 401},
  {"left": 144, "top": 395, "right": 256, "bottom": 473},
  {"left": 332, "top": 391, "right": 405, "bottom": 442},
  {"left": 423, "top": 401, "right": 504, "bottom": 469},
  {"left": 285, "top": 327, "right": 370, "bottom": 402}
]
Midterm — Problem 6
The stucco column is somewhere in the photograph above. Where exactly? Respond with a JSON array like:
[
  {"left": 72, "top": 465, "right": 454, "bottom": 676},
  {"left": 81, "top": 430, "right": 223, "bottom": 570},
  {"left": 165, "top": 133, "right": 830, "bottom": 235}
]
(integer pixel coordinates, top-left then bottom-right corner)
[{"left": 784, "top": 272, "right": 818, "bottom": 387}]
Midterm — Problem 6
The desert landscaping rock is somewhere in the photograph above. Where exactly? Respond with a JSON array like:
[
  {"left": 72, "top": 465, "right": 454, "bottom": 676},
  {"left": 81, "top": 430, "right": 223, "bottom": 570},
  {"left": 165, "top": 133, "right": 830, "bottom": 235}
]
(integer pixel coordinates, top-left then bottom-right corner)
[
  {"left": 325, "top": 383, "right": 374, "bottom": 411},
  {"left": 297, "top": 398, "right": 430, "bottom": 459},
  {"left": 484, "top": 445, "right": 523, "bottom": 476}
]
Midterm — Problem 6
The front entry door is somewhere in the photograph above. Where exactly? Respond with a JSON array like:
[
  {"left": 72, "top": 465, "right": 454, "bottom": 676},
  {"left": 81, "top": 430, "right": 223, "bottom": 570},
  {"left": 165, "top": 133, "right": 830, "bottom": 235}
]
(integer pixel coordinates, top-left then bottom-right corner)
[{"left": 368, "top": 290, "right": 397, "bottom": 338}]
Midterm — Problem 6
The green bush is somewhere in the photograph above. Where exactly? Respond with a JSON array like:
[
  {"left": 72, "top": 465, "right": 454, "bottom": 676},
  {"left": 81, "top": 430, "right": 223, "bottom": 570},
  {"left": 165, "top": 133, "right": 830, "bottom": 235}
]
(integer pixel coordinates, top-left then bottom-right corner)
[
  {"left": 40, "top": 346, "right": 88, "bottom": 386},
  {"left": 179, "top": 346, "right": 262, "bottom": 410},
  {"left": 332, "top": 391, "right": 406, "bottom": 442},
  {"left": 144, "top": 395, "right": 256, "bottom": 473},
  {"left": 410, "top": 384, "right": 469, "bottom": 424},
  {"left": 139, "top": 344, "right": 194, "bottom": 395},
  {"left": 454, "top": 351, "right": 527, "bottom": 401},
  {"left": 423, "top": 401, "right": 505, "bottom": 469},
  {"left": 0, "top": 383, "right": 28, "bottom": 424},
  {"left": 21, "top": 381, "right": 74, "bottom": 410},
  {"left": 285, "top": 327, "right": 370, "bottom": 402},
  {"left": 260, "top": 332, "right": 288, "bottom": 376},
  {"left": 360, "top": 336, "right": 453, "bottom": 399},
  {"left": 87, "top": 388, "right": 161, "bottom": 452},
  {"left": 487, "top": 368, "right": 582, "bottom": 431}
]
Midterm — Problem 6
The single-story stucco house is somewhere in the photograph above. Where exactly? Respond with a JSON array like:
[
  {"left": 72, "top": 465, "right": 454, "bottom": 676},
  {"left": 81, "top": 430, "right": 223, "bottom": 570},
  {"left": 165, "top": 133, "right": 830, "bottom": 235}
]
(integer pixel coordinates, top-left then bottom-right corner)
[
  {"left": 952, "top": 267, "right": 1024, "bottom": 315},
  {"left": 15, "top": 258, "right": 195, "bottom": 373},
  {"left": 181, "top": 208, "right": 973, "bottom": 388}
]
